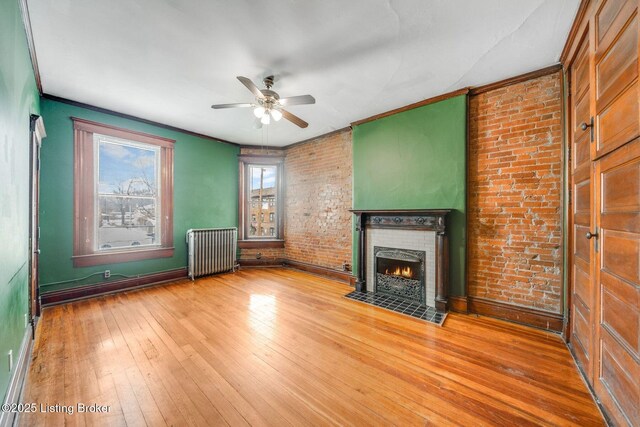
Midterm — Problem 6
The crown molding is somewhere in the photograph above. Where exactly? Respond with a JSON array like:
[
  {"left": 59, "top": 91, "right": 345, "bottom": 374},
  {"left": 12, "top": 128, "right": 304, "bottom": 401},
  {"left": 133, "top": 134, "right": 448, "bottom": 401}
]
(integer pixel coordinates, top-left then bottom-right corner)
[
  {"left": 469, "top": 64, "right": 563, "bottom": 95},
  {"left": 19, "top": 0, "right": 42, "bottom": 95},
  {"left": 42, "top": 94, "right": 241, "bottom": 147}
]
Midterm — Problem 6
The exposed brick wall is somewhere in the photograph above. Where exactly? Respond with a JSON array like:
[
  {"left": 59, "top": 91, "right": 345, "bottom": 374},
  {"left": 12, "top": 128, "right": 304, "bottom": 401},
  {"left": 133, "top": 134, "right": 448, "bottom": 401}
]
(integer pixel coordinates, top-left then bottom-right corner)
[
  {"left": 237, "top": 137, "right": 353, "bottom": 270},
  {"left": 468, "top": 72, "right": 563, "bottom": 313},
  {"left": 284, "top": 130, "right": 353, "bottom": 270}
]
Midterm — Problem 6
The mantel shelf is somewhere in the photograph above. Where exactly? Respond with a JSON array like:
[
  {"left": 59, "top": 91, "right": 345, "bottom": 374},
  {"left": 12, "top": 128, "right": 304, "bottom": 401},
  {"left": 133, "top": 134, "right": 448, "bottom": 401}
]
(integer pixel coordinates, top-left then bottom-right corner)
[{"left": 349, "top": 209, "right": 452, "bottom": 215}]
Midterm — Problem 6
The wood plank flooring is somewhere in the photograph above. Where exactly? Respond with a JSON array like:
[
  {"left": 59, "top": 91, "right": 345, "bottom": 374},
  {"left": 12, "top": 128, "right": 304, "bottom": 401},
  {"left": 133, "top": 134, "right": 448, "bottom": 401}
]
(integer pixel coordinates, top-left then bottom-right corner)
[{"left": 20, "top": 268, "right": 604, "bottom": 426}]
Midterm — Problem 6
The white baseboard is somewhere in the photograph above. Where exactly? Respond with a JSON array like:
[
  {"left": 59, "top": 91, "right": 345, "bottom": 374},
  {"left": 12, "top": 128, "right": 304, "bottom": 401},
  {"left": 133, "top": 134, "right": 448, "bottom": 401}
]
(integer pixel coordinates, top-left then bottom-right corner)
[{"left": 0, "top": 324, "right": 34, "bottom": 427}]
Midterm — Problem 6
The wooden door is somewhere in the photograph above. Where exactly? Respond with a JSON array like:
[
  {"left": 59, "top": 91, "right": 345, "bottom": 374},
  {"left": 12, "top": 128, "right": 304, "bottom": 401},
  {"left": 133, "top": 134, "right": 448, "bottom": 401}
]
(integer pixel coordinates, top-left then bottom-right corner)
[
  {"left": 595, "top": 140, "right": 640, "bottom": 426},
  {"left": 28, "top": 115, "right": 45, "bottom": 323},
  {"left": 591, "top": 1, "right": 640, "bottom": 424},
  {"left": 569, "top": 31, "right": 596, "bottom": 381}
]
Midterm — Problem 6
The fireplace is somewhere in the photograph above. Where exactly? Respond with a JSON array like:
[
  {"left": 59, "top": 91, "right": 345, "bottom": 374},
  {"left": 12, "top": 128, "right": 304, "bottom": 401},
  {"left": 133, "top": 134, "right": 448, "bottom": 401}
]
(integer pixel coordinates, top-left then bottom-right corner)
[
  {"left": 351, "top": 209, "right": 450, "bottom": 312},
  {"left": 374, "top": 247, "right": 425, "bottom": 304}
]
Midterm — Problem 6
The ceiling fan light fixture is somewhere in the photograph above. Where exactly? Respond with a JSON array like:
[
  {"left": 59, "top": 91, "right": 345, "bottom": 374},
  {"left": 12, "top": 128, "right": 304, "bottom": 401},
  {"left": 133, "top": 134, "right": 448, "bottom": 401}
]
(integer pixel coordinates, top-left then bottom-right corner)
[
  {"left": 212, "top": 76, "right": 313, "bottom": 129},
  {"left": 253, "top": 106, "right": 265, "bottom": 118},
  {"left": 270, "top": 109, "right": 282, "bottom": 121}
]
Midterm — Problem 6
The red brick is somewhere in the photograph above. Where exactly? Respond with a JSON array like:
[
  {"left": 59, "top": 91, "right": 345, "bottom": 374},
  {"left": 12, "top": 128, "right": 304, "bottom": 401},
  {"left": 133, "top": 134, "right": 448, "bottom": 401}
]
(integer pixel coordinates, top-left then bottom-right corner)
[{"left": 468, "top": 72, "right": 563, "bottom": 314}]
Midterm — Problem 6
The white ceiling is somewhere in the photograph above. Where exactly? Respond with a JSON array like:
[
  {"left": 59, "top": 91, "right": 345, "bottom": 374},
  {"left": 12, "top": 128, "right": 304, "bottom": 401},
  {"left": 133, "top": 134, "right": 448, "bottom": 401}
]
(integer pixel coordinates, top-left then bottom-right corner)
[{"left": 28, "top": 0, "right": 579, "bottom": 146}]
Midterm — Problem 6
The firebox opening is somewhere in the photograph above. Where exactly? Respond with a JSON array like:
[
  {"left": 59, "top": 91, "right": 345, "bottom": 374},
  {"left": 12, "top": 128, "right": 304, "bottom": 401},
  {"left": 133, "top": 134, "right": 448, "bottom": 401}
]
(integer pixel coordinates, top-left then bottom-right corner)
[
  {"left": 376, "top": 258, "right": 420, "bottom": 280},
  {"left": 373, "top": 246, "right": 426, "bottom": 305}
]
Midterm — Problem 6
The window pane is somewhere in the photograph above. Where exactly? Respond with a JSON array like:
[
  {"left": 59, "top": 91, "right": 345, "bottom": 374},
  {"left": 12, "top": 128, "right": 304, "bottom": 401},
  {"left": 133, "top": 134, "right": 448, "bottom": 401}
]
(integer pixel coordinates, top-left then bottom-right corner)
[
  {"left": 98, "top": 138, "right": 158, "bottom": 197},
  {"left": 97, "top": 196, "right": 157, "bottom": 249},
  {"left": 248, "top": 165, "right": 277, "bottom": 238},
  {"left": 96, "top": 134, "right": 161, "bottom": 250}
]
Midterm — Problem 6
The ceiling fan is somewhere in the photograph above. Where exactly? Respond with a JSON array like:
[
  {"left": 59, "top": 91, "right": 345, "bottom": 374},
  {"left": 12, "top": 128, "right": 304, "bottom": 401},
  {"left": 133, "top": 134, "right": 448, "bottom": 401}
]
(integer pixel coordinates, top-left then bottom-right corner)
[{"left": 211, "top": 75, "right": 315, "bottom": 128}]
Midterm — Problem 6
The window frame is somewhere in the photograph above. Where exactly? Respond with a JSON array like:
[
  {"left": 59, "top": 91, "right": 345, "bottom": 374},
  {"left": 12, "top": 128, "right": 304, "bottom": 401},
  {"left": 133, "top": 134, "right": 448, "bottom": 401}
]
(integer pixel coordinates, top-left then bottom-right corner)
[
  {"left": 72, "top": 118, "right": 175, "bottom": 267},
  {"left": 238, "top": 154, "right": 284, "bottom": 249}
]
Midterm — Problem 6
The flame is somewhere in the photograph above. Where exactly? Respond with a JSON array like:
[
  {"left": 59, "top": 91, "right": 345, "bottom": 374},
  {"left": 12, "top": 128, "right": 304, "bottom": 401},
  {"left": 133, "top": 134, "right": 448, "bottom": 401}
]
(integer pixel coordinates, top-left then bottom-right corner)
[{"left": 385, "top": 266, "right": 413, "bottom": 279}]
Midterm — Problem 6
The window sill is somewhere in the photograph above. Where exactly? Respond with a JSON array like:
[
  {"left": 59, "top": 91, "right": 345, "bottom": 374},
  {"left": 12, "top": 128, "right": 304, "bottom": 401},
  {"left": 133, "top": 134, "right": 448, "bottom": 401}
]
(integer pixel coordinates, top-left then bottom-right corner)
[
  {"left": 238, "top": 240, "right": 284, "bottom": 249},
  {"left": 72, "top": 247, "right": 175, "bottom": 267}
]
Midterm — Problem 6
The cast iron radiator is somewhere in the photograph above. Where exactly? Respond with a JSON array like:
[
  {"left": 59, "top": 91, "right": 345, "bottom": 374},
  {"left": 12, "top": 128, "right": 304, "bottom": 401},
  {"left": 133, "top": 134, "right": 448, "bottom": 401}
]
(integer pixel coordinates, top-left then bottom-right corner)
[{"left": 186, "top": 228, "right": 237, "bottom": 279}]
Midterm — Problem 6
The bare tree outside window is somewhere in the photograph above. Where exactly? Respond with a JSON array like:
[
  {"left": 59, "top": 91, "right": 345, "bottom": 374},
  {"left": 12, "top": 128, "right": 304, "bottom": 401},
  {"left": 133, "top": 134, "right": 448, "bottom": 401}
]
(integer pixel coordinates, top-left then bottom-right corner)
[{"left": 96, "top": 135, "right": 161, "bottom": 250}]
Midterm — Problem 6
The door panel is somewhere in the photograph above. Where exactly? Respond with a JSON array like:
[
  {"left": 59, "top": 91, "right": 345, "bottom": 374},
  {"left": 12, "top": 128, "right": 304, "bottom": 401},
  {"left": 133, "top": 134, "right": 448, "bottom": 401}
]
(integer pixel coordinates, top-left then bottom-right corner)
[
  {"left": 575, "top": 87, "right": 592, "bottom": 140},
  {"left": 600, "top": 333, "right": 639, "bottom": 424},
  {"left": 596, "top": 0, "right": 630, "bottom": 44},
  {"left": 574, "top": 263, "right": 592, "bottom": 305},
  {"left": 575, "top": 179, "right": 592, "bottom": 212},
  {"left": 601, "top": 272, "right": 638, "bottom": 354},
  {"left": 575, "top": 37, "right": 592, "bottom": 96},
  {"left": 597, "top": 81, "right": 639, "bottom": 156},
  {"left": 596, "top": 15, "right": 637, "bottom": 107},
  {"left": 594, "top": 0, "right": 639, "bottom": 158},
  {"left": 602, "top": 158, "right": 640, "bottom": 210},
  {"left": 595, "top": 138, "right": 640, "bottom": 426},
  {"left": 573, "top": 299, "right": 593, "bottom": 370},
  {"left": 602, "top": 230, "right": 639, "bottom": 284}
]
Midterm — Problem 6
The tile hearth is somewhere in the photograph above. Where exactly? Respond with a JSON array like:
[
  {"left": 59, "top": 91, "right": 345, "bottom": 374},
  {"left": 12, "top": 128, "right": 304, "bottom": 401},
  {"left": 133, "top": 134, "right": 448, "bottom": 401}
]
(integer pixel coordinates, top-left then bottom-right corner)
[{"left": 345, "top": 291, "right": 446, "bottom": 326}]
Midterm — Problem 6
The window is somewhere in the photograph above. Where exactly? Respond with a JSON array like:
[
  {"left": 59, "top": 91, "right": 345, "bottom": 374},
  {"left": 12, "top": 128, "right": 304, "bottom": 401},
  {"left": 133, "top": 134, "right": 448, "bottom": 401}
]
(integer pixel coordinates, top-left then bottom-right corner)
[
  {"left": 238, "top": 155, "right": 283, "bottom": 248},
  {"left": 249, "top": 165, "right": 277, "bottom": 238},
  {"left": 72, "top": 118, "right": 174, "bottom": 267}
]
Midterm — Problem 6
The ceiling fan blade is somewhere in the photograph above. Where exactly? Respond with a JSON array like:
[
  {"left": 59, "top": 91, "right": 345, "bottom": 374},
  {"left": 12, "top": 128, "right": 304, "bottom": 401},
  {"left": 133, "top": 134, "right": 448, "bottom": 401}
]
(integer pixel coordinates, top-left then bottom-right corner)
[
  {"left": 211, "top": 103, "right": 254, "bottom": 109},
  {"left": 278, "top": 94, "right": 316, "bottom": 106},
  {"left": 281, "top": 109, "right": 308, "bottom": 128},
  {"left": 237, "top": 76, "right": 265, "bottom": 99}
]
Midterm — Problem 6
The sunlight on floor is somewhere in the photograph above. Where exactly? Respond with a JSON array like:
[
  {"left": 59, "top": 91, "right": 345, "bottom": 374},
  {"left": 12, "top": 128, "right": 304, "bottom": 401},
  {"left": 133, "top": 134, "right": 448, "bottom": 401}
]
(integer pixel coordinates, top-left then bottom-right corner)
[{"left": 248, "top": 294, "right": 277, "bottom": 339}]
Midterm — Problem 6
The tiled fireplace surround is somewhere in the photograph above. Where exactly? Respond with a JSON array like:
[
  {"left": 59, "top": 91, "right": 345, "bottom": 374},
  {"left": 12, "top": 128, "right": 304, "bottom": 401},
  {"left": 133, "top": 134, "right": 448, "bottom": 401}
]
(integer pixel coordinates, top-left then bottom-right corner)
[
  {"left": 351, "top": 210, "right": 450, "bottom": 312},
  {"left": 366, "top": 228, "right": 435, "bottom": 306}
]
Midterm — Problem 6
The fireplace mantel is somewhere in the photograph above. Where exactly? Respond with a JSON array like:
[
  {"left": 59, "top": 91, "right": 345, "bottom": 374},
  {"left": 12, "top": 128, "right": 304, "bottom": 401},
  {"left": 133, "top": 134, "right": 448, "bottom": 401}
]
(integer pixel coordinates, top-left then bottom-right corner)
[{"left": 350, "top": 209, "right": 451, "bottom": 312}]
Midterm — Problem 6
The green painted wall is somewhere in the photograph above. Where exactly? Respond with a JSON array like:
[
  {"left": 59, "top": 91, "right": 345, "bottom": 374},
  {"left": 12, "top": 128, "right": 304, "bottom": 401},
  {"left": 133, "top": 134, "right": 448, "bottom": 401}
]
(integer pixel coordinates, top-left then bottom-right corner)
[
  {"left": 39, "top": 99, "right": 239, "bottom": 292},
  {"left": 352, "top": 95, "right": 467, "bottom": 296},
  {"left": 0, "top": 0, "right": 41, "bottom": 402}
]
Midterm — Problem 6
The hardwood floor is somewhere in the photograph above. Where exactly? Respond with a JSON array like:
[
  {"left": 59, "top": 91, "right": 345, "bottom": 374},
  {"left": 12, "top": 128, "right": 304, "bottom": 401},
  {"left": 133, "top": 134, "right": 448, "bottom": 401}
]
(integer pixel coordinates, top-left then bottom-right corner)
[{"left": 21, "top": 268, "right": 604, "bottom": 426}]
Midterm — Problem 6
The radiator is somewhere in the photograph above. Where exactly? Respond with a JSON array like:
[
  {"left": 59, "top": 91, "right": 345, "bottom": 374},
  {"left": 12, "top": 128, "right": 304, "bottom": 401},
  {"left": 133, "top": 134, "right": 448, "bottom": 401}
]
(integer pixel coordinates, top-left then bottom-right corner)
[{"left": 186, "top": 228, "right": 237, "bottom": 279}]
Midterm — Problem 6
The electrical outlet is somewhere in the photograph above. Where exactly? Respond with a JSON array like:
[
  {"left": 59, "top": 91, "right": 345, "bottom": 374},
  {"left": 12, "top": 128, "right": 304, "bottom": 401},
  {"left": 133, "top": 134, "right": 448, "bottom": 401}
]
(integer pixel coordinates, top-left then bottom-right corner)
[
  {"left": 24, "top": 313, "right": 28, "bottom": 328},
  {"left": 104, "top": 270, "right": 111, "bottom": 279},
  {"left": 8, "top": 350, "right": 13, "bottom": 372}
]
